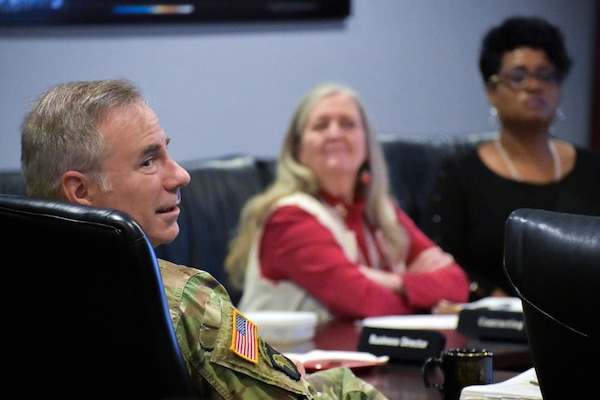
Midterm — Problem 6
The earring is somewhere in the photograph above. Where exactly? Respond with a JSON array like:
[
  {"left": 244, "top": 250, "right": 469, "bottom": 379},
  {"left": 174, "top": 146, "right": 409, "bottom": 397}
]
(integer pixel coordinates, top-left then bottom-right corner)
[
  {"left": 488, "top": 106, "right": 499, "bottom": 127},
  {"left": 556, "top": 107, "right": 566, "bottom": 122},
  {"left": 360, "top": 170, "right": 371, "bottom": 186}
]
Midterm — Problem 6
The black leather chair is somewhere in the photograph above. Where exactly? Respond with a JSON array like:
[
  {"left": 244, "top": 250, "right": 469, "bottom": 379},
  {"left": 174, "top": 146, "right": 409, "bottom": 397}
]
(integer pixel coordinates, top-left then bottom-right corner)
[
  {"left": 0, "top": 194, "right": 196, "bottom": 399},
  {"left": 380, "top": 130, "right": 496, "bottom": 228},
  {"left": 504, "top": 208, "right": 600, "bottom": 400}
]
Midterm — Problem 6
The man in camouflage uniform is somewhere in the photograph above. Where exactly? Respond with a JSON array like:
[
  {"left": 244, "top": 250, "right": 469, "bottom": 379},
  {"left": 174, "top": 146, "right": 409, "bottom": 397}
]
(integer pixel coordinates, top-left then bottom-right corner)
[
  {"left": 160, "top": 257, "right": 385, "bottom": 399},
  {"left": 20, "top": 79, "right": 388, "bottom": 399}
]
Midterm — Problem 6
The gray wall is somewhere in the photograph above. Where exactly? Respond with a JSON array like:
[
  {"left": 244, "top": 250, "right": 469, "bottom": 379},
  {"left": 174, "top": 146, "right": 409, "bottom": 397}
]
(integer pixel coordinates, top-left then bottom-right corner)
[{"left": 0, "top": 0, "right": 597, "bottom": 170}]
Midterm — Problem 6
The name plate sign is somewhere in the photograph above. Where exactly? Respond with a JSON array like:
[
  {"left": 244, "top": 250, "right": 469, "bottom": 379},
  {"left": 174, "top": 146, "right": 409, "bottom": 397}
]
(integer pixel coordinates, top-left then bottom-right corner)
[
  {"left": 357, "top": 327, "right": 446, "bottom": 363},
  {"left": 456, "top": 309, "right": 527, "bottom": 342}
]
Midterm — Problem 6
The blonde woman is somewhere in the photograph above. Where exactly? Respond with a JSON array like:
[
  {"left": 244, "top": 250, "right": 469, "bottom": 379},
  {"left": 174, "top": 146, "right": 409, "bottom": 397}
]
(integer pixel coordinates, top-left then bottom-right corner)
[{"left": 226, "top": 82, "right": 470, "bottom": 323}]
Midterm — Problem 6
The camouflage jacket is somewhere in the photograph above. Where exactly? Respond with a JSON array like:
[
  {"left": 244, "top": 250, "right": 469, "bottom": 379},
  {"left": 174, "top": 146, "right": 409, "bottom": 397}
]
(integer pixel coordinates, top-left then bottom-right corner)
[{"left": 158, "top": 259, "right": 388, "bottom": 400}]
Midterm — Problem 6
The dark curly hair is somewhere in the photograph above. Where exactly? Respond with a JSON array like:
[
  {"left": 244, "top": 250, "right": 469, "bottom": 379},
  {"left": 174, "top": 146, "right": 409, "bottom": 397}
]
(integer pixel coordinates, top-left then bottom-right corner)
[{"left": 478, "top": 16, "right": 573, "bottom": 84}]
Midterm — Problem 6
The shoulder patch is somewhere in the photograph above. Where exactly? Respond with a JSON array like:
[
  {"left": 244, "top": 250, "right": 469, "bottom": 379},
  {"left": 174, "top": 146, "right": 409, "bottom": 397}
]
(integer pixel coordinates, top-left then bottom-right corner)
[
  {"left": 260, "top": 340, "right": 301, "bottom": 381},
  {"left": 230, "top": 309, "right": 259, "bottom": 364}
]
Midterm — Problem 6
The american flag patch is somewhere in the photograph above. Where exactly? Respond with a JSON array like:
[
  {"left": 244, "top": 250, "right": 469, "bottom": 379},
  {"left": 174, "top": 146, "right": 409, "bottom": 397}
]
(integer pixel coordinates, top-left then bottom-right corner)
[{"left": 231, "top": 309, "right": 258, "bottom": 363}]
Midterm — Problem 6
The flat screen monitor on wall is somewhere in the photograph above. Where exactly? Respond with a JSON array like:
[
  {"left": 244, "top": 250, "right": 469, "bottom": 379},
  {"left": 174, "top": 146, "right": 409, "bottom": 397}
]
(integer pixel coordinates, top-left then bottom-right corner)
[{"left": 0, "top": 0, "right": 351, "bottom": 25}]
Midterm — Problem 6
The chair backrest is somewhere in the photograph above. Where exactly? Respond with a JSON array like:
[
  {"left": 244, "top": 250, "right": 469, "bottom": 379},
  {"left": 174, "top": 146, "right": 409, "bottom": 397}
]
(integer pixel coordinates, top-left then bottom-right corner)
[
  {"left": 379, "top": 131, "right": 496, "bottom": 228},
  {"left": 154, "top": 154, "right": 274, "bottom": 305},
  {"left": 0, "top": 194, "right": 196, "bottom": 399},
  {"left": 503, "top": 208, "right": 600, "bottom": 400}
]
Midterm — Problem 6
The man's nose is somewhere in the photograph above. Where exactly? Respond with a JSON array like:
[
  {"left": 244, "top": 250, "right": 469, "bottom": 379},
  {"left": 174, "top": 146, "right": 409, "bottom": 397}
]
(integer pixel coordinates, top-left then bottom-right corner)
[{"left": 170, "top": 159, "right": 191, "bottom": 188}]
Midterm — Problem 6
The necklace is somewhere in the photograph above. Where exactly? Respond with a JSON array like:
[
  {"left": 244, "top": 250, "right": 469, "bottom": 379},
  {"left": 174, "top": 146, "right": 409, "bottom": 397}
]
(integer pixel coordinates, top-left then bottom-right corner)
[{"left": 494, "top": 138, "right": 561, "bottom": 182}]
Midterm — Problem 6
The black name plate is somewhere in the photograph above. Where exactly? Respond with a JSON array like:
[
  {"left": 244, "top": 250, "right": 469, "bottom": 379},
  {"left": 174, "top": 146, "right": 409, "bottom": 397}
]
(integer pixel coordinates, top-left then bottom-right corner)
[
  {"left": 456, "top": 309, "right": 527, "bottom": 342},
  {"left": 357, "top": 327, "right": 446, "bottom": 363}
]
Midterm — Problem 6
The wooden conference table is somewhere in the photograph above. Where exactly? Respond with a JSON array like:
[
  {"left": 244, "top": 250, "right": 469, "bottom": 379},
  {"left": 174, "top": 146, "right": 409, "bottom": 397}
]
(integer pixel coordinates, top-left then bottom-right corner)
[{"left": 282, "top": 318, "right": 532, "bottom": 399}]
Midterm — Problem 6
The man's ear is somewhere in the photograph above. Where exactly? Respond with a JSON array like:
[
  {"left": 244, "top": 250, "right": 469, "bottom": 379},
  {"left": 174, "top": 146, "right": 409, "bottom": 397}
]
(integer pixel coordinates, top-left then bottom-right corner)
[{"left": 61, "top": 171, "right": 94, "bottom": 206}]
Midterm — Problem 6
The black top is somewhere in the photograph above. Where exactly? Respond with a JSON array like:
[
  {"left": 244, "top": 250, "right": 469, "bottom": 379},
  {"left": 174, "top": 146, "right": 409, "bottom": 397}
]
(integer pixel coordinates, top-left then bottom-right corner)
[{"left": 422, "top": 145, "right": 600, "bottom": 299}]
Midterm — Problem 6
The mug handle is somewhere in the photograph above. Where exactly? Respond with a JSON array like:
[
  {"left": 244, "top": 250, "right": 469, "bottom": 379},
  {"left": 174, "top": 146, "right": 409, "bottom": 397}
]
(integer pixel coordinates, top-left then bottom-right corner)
[{"left": 422, "top": 356, "right": 444, "bottom": 392}]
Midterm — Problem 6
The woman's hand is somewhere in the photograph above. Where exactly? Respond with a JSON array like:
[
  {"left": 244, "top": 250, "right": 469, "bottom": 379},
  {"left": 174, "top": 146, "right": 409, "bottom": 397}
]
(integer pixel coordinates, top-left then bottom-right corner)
[
  {"left": 407, "top": 247, "right": 454, "bottom": 274},
  {"left": 358, "top": 265, "right": 403, "bottom": 293}
]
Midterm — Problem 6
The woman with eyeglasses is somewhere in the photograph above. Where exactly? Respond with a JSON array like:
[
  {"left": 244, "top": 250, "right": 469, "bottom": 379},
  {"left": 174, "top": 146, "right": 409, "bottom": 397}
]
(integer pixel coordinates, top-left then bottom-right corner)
[{"left": 423, "top": 16, "right": 600, "bottom": 302}]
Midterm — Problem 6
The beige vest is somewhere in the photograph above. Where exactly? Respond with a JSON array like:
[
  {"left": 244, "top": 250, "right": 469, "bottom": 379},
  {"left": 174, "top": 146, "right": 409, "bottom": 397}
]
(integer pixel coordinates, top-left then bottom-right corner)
[{"left": 237, "top": 192, "right": 360, "bottom": 324}]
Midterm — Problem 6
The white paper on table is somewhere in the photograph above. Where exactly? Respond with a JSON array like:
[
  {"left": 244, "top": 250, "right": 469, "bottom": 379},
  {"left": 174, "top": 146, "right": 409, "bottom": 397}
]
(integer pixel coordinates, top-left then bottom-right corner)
[
  {"left": 285, "top": 349, "right": 389, "bottom": 364},
  {"left": 361, "top": 314, "right": 459, "bottom": 330},
  {"left": 461, "top": 296, "right": 523, "bottom": 312},
  {"left": 460, "top": 367, "right": 541, "bottom": 399},
  {"left": 359, "top": 297, "right": 521, "bottom": 331}
]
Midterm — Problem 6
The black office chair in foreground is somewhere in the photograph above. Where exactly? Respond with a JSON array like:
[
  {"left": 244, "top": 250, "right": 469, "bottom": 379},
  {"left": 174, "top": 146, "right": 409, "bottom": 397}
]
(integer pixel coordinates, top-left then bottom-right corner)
[
  {"left": 504, "top": 208, "right": 600, "bottom": 400},
  {"left": 0, "top": 194, "right": 196, "bottom": 399}
]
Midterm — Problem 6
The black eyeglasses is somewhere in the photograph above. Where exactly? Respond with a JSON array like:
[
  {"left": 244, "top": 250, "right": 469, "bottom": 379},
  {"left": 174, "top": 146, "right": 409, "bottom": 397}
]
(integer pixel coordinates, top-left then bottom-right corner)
[{"left": 489, "top": 68, "right": 558, "bottom": 90}]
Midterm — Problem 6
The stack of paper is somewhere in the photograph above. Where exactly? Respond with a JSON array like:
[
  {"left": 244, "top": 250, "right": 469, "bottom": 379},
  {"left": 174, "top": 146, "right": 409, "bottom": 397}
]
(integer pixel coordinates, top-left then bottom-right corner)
[
  {"left": 461, "top": 296, "right": 523, "bottom": 312},
  {"left": 460, "top": 367, "right": 542, "bottom": 399},
  {"left": 361, "top": 314, "right": 459, "bottom": 329}
]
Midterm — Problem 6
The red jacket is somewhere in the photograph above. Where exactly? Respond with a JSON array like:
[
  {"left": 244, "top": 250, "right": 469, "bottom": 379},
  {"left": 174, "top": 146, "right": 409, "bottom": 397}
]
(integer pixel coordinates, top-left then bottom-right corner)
[{"left": 259, "top": 195, "right": 470, "bottom": 320}]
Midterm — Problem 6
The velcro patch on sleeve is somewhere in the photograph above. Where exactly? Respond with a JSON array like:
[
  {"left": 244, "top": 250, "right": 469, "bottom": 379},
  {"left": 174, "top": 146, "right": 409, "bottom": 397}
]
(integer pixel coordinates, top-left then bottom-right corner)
[
  {"left": 230, "top": 309, "right": 259, "bottom": 364},
  {"left": 260, "top": 340, "right": 301, "bottom": 381}
]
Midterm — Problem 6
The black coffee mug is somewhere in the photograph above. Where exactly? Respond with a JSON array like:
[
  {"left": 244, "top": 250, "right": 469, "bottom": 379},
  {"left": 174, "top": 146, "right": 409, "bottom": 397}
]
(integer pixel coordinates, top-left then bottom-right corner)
[{"left": 422, "top": 348, "right": 493, "bottom": 400}]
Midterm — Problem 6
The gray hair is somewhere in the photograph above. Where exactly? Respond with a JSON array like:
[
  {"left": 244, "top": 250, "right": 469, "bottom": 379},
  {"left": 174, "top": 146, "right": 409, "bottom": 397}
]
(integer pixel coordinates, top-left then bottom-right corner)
[
  {"left": 225, "top": 82, "right": 408, "bottom": 289},
  {"left": 21, "top": 79, "right": 145, "bottom": 200}
]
